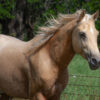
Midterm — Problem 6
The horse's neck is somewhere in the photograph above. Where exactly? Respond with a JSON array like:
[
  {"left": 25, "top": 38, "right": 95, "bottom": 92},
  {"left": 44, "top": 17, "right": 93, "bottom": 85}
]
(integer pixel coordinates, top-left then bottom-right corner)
[
  {"left": 26, "top": 34, "right": 52, "bottom": 57},
  {"left": 48, "top": 27, "right": 75, "bottom": 69}
]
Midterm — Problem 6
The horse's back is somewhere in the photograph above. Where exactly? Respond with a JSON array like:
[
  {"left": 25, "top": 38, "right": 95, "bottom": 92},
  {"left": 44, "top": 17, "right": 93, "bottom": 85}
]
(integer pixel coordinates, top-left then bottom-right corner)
[{"left": 0, "top": 34, "right": 26, "bottom": 49}]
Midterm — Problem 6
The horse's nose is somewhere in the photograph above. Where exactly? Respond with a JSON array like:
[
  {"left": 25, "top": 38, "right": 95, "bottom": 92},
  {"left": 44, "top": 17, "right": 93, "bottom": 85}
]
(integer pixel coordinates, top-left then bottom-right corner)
[
  {"left": 91, "top": 58, "right": 98, "bottom": 66},
  {"left": 89, "top": 57, "right": 100, "bottom": 70},
  {"left": 91, "top": 57, "right": 100, "bottom": 67}
]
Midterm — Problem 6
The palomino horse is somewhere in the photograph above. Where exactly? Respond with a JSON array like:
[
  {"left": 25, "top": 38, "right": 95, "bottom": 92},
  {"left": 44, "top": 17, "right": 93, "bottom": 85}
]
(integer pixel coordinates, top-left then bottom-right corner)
[{"left": 0, "top": 10, "right": 100, "bottom": 100}]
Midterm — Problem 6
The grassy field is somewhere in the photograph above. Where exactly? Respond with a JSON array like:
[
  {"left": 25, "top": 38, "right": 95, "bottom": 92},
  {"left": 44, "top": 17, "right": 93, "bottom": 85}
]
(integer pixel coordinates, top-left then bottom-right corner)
[
  {"left": 61, "top": 55, "right": 100, "bottom": 100},
  {"left": 14, "top": 55, "right": 100, "bottom": 100}
]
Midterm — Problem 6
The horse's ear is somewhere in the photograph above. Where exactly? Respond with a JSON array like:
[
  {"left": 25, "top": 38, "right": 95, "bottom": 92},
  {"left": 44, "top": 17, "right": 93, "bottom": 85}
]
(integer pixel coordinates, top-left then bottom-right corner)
[
  {"left": 77, "top": 9, "right": 85, "bottom": 22},
  {"left": 92, "top": 10, "right": 99, "bottom": 21}
]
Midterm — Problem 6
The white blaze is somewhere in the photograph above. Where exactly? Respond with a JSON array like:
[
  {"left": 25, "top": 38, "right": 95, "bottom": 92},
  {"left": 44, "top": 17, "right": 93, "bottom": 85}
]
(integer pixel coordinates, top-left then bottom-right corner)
[
  {"left": 90, "top": 27, "right": 94, "bottom": 35},
  {"left": 81, "top": 14, "right": 94, "bottom": 35}
]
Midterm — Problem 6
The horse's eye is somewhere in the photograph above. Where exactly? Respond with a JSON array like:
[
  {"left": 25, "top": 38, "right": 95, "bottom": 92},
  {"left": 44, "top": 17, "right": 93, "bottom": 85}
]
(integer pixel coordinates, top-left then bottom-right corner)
[{"left": 79, "top": 32, "right": 86, "bottom": 39}]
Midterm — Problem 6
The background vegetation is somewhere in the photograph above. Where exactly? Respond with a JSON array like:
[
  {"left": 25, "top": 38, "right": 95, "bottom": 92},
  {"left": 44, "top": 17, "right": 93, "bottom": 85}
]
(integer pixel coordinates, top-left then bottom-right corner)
[{"left": 0, "top": 0, "right": 100, "bottom": 41}]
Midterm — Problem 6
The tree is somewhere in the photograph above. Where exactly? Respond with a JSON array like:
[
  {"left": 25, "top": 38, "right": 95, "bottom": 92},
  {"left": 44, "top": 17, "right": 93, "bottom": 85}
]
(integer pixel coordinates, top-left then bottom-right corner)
[
  {"left": 0, "top": 0, "right": 34, "bottom": 40},
  {"left": 0, "top": 0, "right": 100, "bottom": 41}
]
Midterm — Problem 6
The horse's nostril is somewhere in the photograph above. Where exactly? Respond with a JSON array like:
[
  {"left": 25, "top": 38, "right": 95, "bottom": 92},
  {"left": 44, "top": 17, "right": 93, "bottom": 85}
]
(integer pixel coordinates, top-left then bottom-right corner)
[{"left": 91, "top": 58, "right": 97, "bottom": 66}]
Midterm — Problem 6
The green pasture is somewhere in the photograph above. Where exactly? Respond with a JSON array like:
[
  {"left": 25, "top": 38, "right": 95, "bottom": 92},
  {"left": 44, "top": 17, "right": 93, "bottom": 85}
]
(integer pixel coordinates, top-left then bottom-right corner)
[{"left": 61, "top": 55, "right": 100, "bottom": 100}]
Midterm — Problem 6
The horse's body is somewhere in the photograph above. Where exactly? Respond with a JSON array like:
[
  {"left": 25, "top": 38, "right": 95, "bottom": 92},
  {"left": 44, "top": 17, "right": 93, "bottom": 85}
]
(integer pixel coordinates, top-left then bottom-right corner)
[
  {"left": 0, "top": 33, "right": 54, "bottom": 99},
  {"left": 0, "top": 23, "right": 71, "bottom": 100},
  {"left": 0, "top": 35, "right": 29, "bottom": 98},
  {"left": 0, "top": 10, "right": 100, "bottom": 100}
]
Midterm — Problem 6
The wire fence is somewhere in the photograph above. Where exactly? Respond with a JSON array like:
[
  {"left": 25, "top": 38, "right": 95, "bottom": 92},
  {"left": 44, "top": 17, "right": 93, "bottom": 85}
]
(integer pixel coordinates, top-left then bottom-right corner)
[
  {"left": 13, "top": 74, "right": 100, "bottom": 100},
  {"left": 62, "top": 74, "right": 100, "bottom": 100}
]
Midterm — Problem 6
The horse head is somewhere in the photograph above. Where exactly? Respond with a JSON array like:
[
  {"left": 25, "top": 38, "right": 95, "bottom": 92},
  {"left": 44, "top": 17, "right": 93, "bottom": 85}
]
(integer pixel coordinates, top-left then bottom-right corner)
[{"left": 72, "top": 10, "right": 100, "bottom": 70}]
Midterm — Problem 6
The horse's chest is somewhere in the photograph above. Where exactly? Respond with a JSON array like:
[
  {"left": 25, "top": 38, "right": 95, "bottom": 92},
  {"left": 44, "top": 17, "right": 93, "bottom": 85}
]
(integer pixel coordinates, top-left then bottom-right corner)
[
  {"left": 31, "top": 49, "right": 69, "bottom": 96},
  {"left": 40, "top": 66, "right": 58, "bottom": 89},
  {"left": 34, "top": 50, "right": 59, "bottom": 86},
  {"left": 42, "top": 68, "right": 69, "bottom": 97}
]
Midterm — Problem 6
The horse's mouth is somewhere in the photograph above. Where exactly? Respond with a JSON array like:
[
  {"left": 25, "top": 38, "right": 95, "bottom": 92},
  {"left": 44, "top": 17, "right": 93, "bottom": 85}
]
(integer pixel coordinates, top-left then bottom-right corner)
[
  {"left": 88, "top": 58, "right": 100, "bottom": 70},
  {"left": 84, "top": 53, "right": 100, "bottom": 70},
  {"left": 89, "top": 63, "right": 99, "bottom": 70}
]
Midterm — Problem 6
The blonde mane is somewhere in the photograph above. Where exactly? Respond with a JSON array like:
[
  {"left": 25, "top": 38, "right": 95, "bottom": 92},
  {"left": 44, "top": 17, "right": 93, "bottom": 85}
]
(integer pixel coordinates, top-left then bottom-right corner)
[
  {"left": 27, "top": 10, "right": 82, "bottom": 57},
  {"left": 38, "top": 13, "right": 77, "bottom": 35}
]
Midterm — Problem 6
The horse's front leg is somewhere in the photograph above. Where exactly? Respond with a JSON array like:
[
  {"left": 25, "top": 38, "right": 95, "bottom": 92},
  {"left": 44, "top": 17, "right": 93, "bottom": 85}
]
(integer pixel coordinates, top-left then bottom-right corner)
[
  {"left": 30, "top": 92, "right": 47, "bottom": 100},
  {"left": 48, "top": 87, "right": 62, "bottom": 100},
  {"left": 49, "top": 69, "right": 69, "bottom": 100}
]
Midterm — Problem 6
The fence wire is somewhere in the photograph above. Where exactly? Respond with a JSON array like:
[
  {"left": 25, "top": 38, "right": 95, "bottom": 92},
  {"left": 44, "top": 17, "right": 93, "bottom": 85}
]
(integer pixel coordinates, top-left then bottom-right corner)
[{"left": 61, "top": 74, "right": 100, "bottom": 100}]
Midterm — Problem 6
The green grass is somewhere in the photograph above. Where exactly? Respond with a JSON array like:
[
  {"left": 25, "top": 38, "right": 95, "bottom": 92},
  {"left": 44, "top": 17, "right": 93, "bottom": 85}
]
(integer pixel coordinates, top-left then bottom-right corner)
[{"left": 61, "top": 55, "right": 100, "bottom": 100}]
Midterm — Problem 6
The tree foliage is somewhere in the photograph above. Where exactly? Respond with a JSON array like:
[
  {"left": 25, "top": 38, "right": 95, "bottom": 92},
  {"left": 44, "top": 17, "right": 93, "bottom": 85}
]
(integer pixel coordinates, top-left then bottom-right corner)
[
  {"left": 0, "top": 0, "right": 100, "bottom": 41},
  {"left": 0, "top": 0, "right": 15, "bottom": 19}
]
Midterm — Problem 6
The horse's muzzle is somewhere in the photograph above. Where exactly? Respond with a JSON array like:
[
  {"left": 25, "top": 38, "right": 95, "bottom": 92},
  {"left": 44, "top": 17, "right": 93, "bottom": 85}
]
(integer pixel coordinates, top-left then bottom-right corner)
[{"left": 88, "top": 57, "right": 100, "bottom": 70}]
